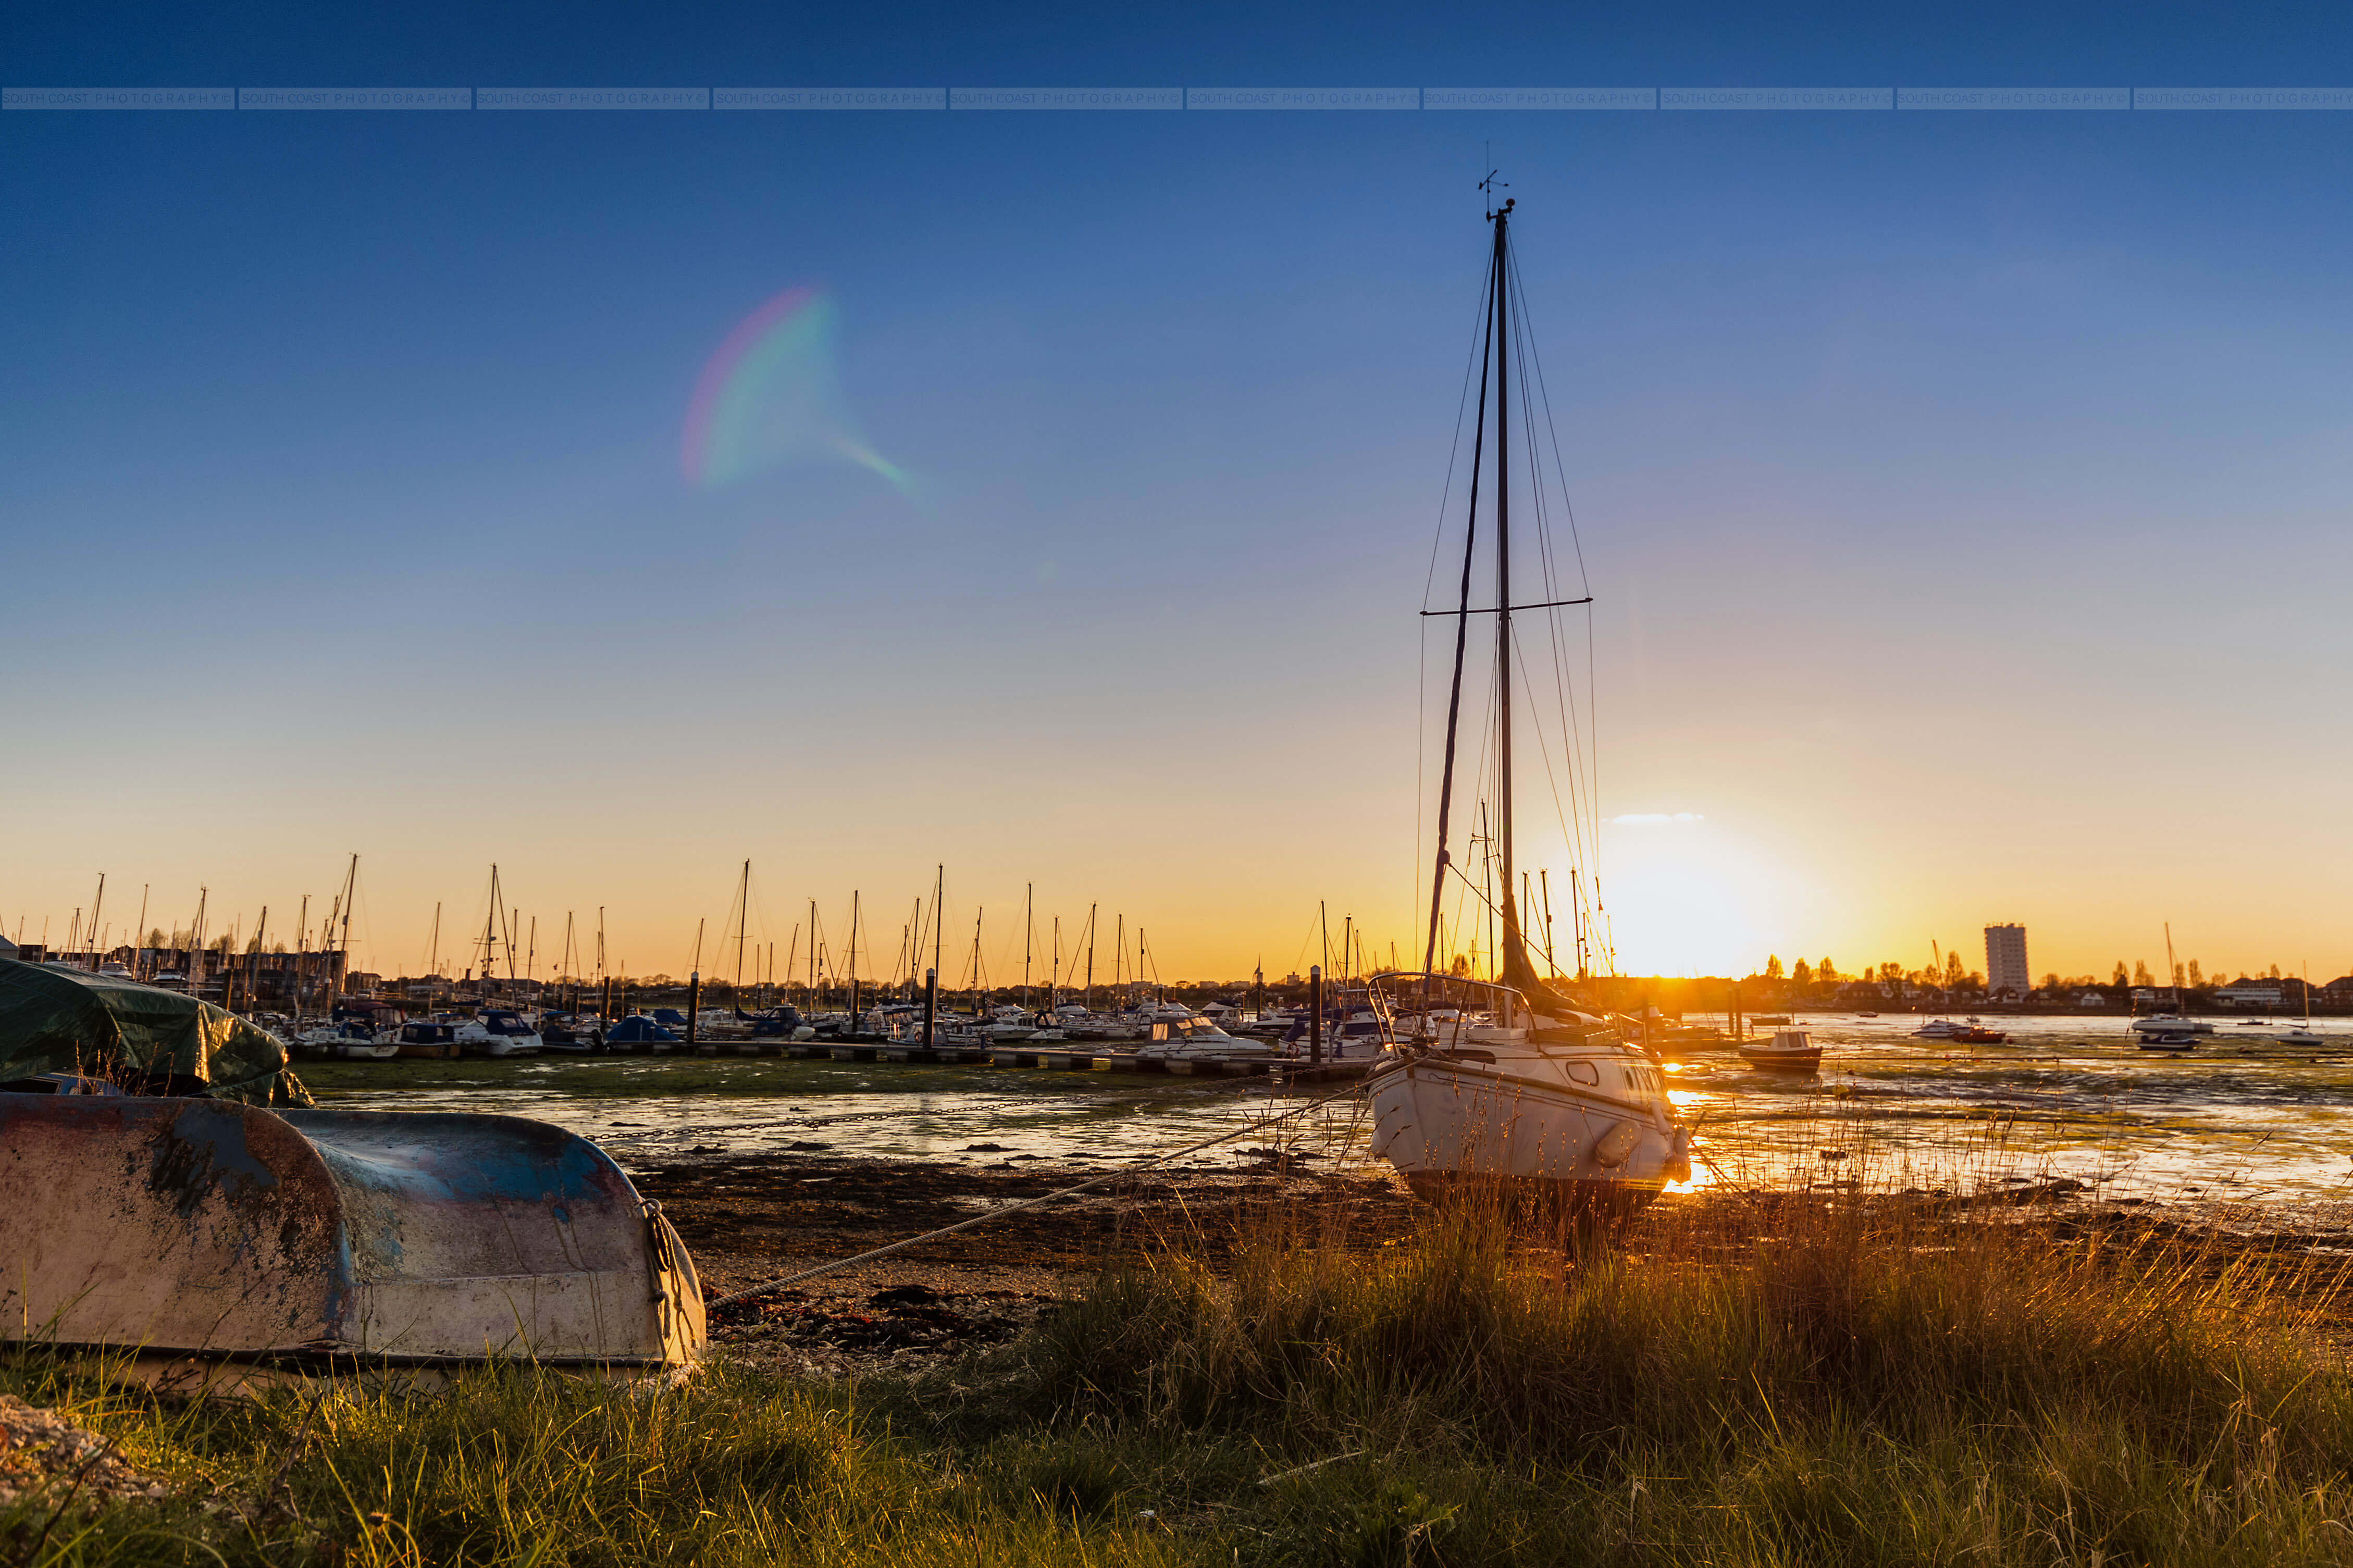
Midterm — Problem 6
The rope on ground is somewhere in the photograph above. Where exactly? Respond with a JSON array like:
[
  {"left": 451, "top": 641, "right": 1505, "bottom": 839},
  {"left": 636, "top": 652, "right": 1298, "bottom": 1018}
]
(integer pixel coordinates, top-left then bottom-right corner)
[
  {"left": 599, "top": 1097, "right": 1047, "bottom": 1144},
  {"left": 704, "top": 1069, "right": 1395, "bottom": 1308}
]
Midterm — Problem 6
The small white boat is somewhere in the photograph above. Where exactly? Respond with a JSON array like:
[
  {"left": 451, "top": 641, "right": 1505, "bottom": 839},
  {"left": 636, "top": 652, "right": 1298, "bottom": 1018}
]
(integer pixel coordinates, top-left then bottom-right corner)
[
  {"left": 293, "top": 1022, "right": 397, "bottom": 1060},
  {"left": 456, "top": 1008, "right": 542, "bottom": 1057},
  {"left": 2130, "top": 1015, "right": 2214, "bottom": 1040},
  {"left": 1134, "top": 1015, "right": 1275, "bottom": 1060},
  {"left": 1913, "top": 1019, "right": 1962, "bottom": 1040},
  {"left": 1738, "top": 1029, "right": 1822, "bottom": 1073}
]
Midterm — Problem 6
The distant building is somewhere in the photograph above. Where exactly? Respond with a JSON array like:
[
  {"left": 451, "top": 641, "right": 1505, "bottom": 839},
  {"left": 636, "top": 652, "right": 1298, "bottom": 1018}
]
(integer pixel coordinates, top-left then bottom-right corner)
[
  {"left": 1984, "top": 924, "right": 2030, "bottom": 999},
  {"left": 2216, "top": 981, "right": 2286, "bottom": 1008},
  {"left": 2324, "top": 976, "right": 2353, "bottom": 1006}
]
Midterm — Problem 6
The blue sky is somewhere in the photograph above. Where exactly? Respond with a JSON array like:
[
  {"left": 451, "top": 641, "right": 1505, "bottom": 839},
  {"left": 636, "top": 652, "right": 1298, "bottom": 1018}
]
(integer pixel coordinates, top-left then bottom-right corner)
[{"left": 6, "top": 0, "right": 2352, "bottom": 981}]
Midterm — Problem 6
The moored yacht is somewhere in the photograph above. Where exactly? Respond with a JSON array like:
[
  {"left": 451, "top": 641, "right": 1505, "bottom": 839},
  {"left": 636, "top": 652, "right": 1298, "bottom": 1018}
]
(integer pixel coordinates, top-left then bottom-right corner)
[
  {"left": 1368, "top": 973, "right": 1690, "bottom": 1201},
  {"left": 456, "top": 1007, "right": 542, "bottom": 1057},
  {"left": 1737, "top": 1028, "right": 1822, "bottom": 1073},
  {"left": 1134, "top": 1013, "right": 1273, "bottom": 1060},
  {"left": 1360, "top": 190, "right": 1692, "bottom": 1210}
]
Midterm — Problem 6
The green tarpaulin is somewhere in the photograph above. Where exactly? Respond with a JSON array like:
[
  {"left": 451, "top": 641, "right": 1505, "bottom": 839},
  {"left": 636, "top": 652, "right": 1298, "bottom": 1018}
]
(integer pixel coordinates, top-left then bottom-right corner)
[{"left": 0, "top": 958, "right": 307, "bottom": 1104}]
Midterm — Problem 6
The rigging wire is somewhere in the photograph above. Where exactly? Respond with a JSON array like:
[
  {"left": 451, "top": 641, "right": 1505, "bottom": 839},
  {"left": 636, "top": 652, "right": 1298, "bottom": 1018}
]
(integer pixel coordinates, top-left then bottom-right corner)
[
  {"left": 1503, "top": 255, "right": 1595, "bottom": 880},
  {"left": 1507, "top": 245, "right": 1606, "bottom": 910},
  {"left": 1501, "top": 234, "right": 1604, "bottom": 951},
  {"left": 1419, "top": 262, "right": 1512, "bottom": 935}
]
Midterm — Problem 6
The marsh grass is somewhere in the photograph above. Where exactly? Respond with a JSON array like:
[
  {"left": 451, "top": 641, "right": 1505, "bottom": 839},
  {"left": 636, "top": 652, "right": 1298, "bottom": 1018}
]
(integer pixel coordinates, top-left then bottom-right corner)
[
  {"left": 914, "top": 1177, "right": 2353, "bottom": 1564},
  {"left": 14, "top": 1177, "right": 2353, "bottom": 1565}
]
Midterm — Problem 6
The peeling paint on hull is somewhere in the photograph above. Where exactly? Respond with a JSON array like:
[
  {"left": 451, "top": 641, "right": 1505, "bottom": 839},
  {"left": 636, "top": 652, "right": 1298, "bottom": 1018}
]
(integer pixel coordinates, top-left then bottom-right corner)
[{"left": 0, "top": 1097, "right": 703, "bottom": 1379}]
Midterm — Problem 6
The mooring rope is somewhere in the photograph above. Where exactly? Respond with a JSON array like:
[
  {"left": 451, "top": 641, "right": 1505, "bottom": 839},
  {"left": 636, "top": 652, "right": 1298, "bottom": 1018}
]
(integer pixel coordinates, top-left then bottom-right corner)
[{"left": 704, "top": 1068, "right": 1394, "bottom": 1308}]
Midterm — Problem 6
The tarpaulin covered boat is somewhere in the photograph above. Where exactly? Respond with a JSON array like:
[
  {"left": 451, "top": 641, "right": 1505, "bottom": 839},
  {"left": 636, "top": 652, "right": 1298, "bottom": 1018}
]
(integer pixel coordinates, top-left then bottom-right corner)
[{"left": 0, "top": 956, "right": 304, "bottom": 1102}]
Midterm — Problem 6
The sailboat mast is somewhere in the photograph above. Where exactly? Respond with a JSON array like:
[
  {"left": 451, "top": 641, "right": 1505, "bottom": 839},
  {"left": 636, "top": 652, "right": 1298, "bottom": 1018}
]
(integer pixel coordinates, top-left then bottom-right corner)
[
  {"left": 337, "top": 854, "right": 359, "bottom": 999},
  {"left": 1422, "top": 198, "right": 1501, "bottom": 977},
  {"left": 1493, "top": 199, "right": 1518, "bottom": 962},
  {"left": 735, "top": 859, "right": 750, "bottom": 992},
  {"left": 1086, "top": 902, "right": 1097, "bottom": 1007},
  {"left": 481, "top": 865, "right": 499, "bottom": 1004},
  {"left": 291, "top": 892, "right": 307, "bottom": 1024}
]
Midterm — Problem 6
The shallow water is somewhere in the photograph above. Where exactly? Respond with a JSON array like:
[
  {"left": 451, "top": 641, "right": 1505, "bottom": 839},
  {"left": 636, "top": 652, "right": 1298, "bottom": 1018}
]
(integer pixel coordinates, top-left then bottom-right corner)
[
  {"left": 302, "top": 1012, "right": 2353, "bottom": 1205},
  {"left": 305, "top": 1054, "right": 1378, "bottom": 1176},
  {"left": 1671, "top": 1013, "right": 2353, "bottom": 1205}
]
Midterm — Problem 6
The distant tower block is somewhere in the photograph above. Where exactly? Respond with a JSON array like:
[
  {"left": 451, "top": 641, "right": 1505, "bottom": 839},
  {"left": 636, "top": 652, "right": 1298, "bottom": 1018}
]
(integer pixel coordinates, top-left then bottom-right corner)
[{"left": 1985, "top": 924, "right": 2029, "bottom": 997}]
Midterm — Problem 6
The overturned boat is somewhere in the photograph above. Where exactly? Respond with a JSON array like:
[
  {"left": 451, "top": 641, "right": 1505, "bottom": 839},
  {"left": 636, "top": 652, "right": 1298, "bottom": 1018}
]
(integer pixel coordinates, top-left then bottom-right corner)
[{"left": 0, "top": 955, "right": 703, "bottom": 1385}]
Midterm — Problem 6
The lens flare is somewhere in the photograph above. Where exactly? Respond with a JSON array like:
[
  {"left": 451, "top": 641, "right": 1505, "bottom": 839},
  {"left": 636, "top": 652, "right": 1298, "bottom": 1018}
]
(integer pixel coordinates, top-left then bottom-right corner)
[{"left": 679, "top": 286, "right": 909, "bottom": 493}]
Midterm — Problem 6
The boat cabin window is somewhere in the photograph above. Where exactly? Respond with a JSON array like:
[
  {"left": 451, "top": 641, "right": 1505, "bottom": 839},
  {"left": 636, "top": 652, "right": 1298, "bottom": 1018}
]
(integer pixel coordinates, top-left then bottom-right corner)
[
  {"left": 1151, "top": 1023, "right": 1169, "bottom": 1041},
  {"left": 1565, "top": 1062, "right": 1599, "bottom": 1086}
]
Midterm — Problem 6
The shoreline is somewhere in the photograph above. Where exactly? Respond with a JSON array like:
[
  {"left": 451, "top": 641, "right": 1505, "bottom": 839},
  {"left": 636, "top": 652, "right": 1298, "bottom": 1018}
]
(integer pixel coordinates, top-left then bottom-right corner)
[{"left": 636, "top": 1151, "right": 2353, "bottom": 1377}]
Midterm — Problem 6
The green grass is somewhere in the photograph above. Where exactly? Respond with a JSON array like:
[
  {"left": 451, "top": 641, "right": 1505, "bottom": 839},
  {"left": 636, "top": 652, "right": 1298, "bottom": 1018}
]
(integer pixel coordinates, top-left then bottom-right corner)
[{"left": 12, "top": 1190, "right": 2353, "bottom": 1565}]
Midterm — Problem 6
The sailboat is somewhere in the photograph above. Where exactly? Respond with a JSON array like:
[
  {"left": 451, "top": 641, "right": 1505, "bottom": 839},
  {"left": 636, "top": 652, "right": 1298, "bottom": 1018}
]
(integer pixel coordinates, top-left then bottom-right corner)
[
  {"left": 2272, "top": 966, "right": 2329, "bottom": 1048},
  {"left": 1365, "top": 189, "right": 1692, "bottom": 1207},
  {"left": 2131, "top": 923, "right": 2214, "bottom": 1048}
]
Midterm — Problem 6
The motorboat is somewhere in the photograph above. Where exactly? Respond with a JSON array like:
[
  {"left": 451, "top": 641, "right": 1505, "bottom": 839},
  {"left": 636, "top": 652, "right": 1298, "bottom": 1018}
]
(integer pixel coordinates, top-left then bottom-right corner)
[
  {"left": 1950, "top": 1021, "right": 2010, "bottom": 1044},
  {"left": 1055, "top": 1007, "right": 1139, "bottom": 1041},
  {"left": 1737, "top": 1028, "right": 1822, "bottom": 1073},
  {"left": 1134, "top": 1014, "right": 1275, "bottom": 1060},
  {"left": 1239, "top": 1007, "right": 1300, "bottom": 1038},
  {"left": 861, "top": 1003, "right": 926, "bottom": 1041},
  {"left": 2130, "top": 1015, "right": 2213, "bottom": 1040},
  {"left": 456, "top": 1008, "right": 542, "bottom": 1057},
  {"left": 1322, "top": 1007, "right": 1390, "bottom": 1056},
  {"left": 388, "top": 1020, "right": 462, "bottom": 1059},
  {"left": 292, "top": 1021, "right": 396, "bottom": 1060},
  {"left": 537, "top": 1013, "right": 602, "bottom": 1053},
  {"left": 1656, "top": 1020, "right": 1726, "bottom": 1049},
  {"left": 980, "top": 1007, "right": 1039, "bottom": 1042},
  {"left": 2138, "top": 1032, "right": 2199, "bottom": 1053},
  {"left": 1913, "top": 1019, "right": 1963, "bottom": 1040}
]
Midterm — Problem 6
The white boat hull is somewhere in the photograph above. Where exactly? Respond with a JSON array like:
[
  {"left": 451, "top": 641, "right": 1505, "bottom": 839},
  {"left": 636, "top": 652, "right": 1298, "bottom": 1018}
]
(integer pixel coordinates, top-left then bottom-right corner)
[{"left": 1368, "top": 1057, "right": 1685, "bottom": 1204}]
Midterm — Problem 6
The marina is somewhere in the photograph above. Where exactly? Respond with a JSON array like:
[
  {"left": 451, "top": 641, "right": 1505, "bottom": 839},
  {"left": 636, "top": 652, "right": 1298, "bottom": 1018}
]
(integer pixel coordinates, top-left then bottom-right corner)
[
  {"left": 13, "top": 23, "right": 2353, "bottom": 1559},
  {"left": 293, "top": 1010, "right": 2353, "bottom": 1208}
]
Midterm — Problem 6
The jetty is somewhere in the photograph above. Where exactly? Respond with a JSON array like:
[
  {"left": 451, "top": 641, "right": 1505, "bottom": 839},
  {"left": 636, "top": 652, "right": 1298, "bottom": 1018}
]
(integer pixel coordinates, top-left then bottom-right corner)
[{"left": 601, "top": 1034, "right": 1374, "bottom": 1081}]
